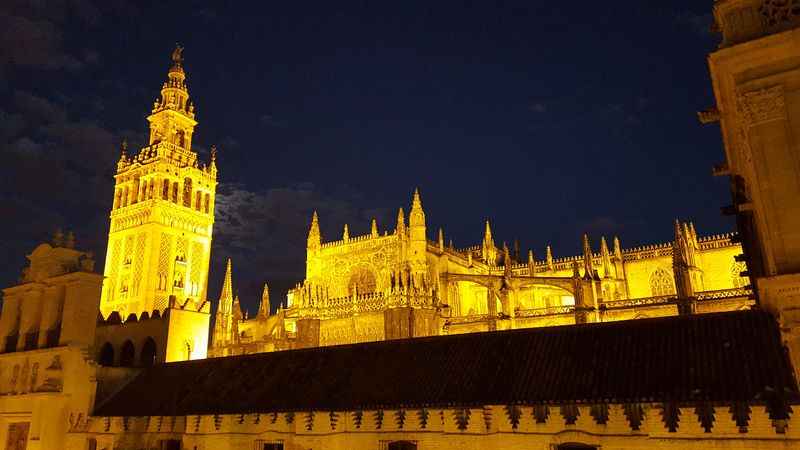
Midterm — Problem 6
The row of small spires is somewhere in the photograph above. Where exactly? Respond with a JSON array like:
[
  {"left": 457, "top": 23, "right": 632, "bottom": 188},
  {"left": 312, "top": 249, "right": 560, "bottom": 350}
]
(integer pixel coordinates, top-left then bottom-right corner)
[
  {"left": 117, "top": 139, "right": 218, "bottom": 172},
  {"left": 307, "top": 200, "right": 728, "bottom": 269}
]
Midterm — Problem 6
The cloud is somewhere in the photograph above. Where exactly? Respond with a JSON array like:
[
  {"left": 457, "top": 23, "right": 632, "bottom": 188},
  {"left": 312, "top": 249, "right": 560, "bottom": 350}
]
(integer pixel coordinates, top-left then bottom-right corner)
[
  {"left": 675, "top": 11, "right": 713, "bottom": 36},
  {"left": 0, "top": 12, "right": 82, "bottom": 70},
  {"left": 208, "top": 182, "right": 394, "bottom": 310},
  {"left": 529, "top": 103, "right": 547, "bottom": 113},
  {"left": 193, "top": 8, "right": 218, "bottom": 22},
  {"left": 14, "top": 91, "right": 68, "bottom": 124},
  {"left": 580, "top": 216, "right": 624, "bottom": 236},
  {"left": 0, "top": 0, "right": 136, "bottom": 71},
  {"left": 259, "top": 114, "right": 288, "bottom": 128}
]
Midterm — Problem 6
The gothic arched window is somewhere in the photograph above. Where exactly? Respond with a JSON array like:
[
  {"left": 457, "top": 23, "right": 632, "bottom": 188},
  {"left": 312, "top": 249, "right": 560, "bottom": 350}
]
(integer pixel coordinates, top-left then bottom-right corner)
[
  {"left": 204, "top": 193, "right": 210, "bottom": 213},
  {"left": 649, "top": 268, "right": 675, "bottom": 297},
  {"left": 348, "top": 267, "right": 376, "bottom": 296},
  {"left": 183, "top": 178, "right": 193, "bottom": 207},
  {"left": 162, "top": 179, "right": 170, "bottom": 199},
  {"left": 172, "top": 182, "right": 179, "bottom": 203}
]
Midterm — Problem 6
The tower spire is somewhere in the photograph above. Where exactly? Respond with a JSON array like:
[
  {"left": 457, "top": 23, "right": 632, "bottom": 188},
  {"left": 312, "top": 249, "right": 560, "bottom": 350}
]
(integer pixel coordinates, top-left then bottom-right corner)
[
  {"left": 600, "top": 236, "right": 612, "bottom": 278},
  {"left": 613, "top": 236, "right": 622, "bottom": 260},
  {"left": 342, "top": 223, "right": 350, "bottom": 241},
  {"left": 258, "top": 283, "right": 270, "bottom": 317},
  {"left": 483, "top": 220, "right": 494, "bottom": 245},
  {"left": 411, "top": 187, "right": 422, "bottom": 210},
  {"left": 408, "top": 188, "right": 425, "bottom": 228},
  {"left": 528, "top": 249, "right": 536, "bottom": 276},
  {"left": 408, "top": 188, "right": 427, "bottom": 263},
  {"left": 148, "top": 45, "right": 196, "bottom": 148},
  {"left": 395, "top": 207, "right": 406, "bottom": 236},
  {"left": 503, "top": 243, "right": 513, "bottom": 280},
  {"left": 546, "top": 244, "right": 554, "bottom": 270},
  {"left": 307, "top": 211, "right": 321, "bottom": 250},
  {"left": 481, "top": 219, "right": 497, "bottom": 265},
  {"left": 582, "top": 234, "right": 595, "bottom": 279},
  {"left": 218, "top": 258, "right": 234, "bottom": 315},
  {"left": 371, "top": 218, "right": 378, "bottom": 237}
]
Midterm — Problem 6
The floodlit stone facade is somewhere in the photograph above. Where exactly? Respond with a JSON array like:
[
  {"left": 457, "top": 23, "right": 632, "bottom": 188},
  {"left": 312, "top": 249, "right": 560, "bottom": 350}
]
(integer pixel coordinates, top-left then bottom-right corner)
[
  {"left": 705, "top": 0, "right": 800, "bottom": 383},
  {"left": 209, "top": 197, "right": 753, "bottom": 356},
  {"left": 0, "top": 242, "right": 103, "bottom": 450},
  {"left": 78, "top": 404, "right": 800, "bottom": 450},
  {"left": 4, "top": 0, "right": 800, "bottom": 447},
  {"left": 99, "top": 45, "right": 216, "bottom": 329}
]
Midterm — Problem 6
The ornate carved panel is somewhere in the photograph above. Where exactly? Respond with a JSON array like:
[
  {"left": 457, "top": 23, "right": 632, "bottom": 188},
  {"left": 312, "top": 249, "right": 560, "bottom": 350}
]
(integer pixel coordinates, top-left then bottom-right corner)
[
  {"left": 190, "top": 241, "right": 203, "bottom": 296},
  {"left": 738, "top": 85, "right": 786, "bottom": 125},
  {"left": 4, "top": 422, "right": 29, "bottom": 450},
  {"left": 759, "top": 0, "right": 800, "bottom": 29},
  {"left": 132, "top": 233, "right": 147, "bottom": 296}
]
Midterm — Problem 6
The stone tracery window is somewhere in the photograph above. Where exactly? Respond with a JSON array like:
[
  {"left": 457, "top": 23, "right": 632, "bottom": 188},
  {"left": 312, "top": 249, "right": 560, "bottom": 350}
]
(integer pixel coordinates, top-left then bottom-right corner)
[
  {"left": 348, "top": 267, "right": 376, "bottom": 296},
  {"left": 731, "top": 261, "right": 749, "bottom": 288},
  {"left": 649, "top": 268, "right": 675, "bottom": 297}
]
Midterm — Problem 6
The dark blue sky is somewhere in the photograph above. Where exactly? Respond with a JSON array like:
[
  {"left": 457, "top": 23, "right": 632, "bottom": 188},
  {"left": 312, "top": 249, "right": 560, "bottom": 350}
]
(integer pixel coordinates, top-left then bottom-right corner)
[{"left": 0, "top": 1, "right": 732, "bottom": 314}]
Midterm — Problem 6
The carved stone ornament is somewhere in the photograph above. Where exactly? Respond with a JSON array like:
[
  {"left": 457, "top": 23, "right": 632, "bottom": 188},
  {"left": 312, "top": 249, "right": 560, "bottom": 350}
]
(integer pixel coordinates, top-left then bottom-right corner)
[
  {"left": 738, "top": 85, "right": 786, "bottom": 125},
  {"left": 759, "top": 0, "right": 800, "bottom": 29}
]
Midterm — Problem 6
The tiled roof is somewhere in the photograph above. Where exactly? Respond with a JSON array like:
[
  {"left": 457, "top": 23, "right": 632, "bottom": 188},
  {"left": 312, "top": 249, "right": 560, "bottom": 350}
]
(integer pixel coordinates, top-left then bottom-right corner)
[{"left": 95, "top": 310, "right": 798, "bottom": 417}]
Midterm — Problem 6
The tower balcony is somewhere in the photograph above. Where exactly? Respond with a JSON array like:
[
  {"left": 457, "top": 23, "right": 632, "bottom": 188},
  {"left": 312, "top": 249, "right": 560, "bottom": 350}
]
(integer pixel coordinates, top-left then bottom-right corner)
[{"left": 715, "top": 0, "right": 800, "bottom": 48}]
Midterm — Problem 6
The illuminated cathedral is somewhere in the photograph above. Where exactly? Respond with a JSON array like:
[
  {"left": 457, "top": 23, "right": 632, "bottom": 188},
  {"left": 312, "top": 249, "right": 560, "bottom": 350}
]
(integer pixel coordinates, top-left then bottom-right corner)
[
  {"left": 209, "top": 191, "right": 752, "bottom": 356},
  {"left": 2, "top": 1, "right": 800, "bottom": 448}
]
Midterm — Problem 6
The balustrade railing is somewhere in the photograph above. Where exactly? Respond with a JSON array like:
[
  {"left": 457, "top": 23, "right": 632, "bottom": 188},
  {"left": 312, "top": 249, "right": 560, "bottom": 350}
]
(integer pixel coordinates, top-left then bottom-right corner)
[
  {"left": 696, "top": 287, "right": 753, "bottom": 301},
  {"left": 601, "top": 295, "right": 674, "bottom": 309},
  {"left": 297, "top": 291, "right": 437, "bottom": 319},
  {"left": 514, "top": 305, "right": 575, "bottom": 318}
]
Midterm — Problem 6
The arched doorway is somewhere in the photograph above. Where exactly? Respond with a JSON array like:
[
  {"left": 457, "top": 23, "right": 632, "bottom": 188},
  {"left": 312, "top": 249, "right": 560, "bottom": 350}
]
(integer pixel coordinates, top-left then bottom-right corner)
[
  {"left": 558, "top": 445, "right": 597, "bottom": 450},
  {"left": 98, "top": 342, "right": 114, "bottom": 366},
  {"left": 140, "top": 337, "right": 157, "bottom": 367},
  {"left": 119, "top": 340, "right": 135, "bottom": 367}
]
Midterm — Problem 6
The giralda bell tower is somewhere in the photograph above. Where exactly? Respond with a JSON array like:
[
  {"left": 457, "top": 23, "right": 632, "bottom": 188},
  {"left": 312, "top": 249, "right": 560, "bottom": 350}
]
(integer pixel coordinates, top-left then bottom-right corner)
[{"left": 100, "top": 46, "right": 217, "bottom": 319}]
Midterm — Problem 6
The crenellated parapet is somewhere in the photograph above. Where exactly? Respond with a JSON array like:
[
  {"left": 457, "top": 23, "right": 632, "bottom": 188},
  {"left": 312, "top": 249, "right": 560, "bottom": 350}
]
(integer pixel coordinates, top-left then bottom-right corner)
[{"left": 319, "top": 232, "right": 395, "bottom": 250}]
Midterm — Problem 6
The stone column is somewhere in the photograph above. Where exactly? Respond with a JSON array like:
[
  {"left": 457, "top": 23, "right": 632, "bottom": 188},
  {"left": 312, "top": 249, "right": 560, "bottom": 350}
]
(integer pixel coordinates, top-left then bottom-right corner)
[
  {"left": 37, "top": 285, "right": 63, "bottom": 348},
  {"left": 60, "top": 273, "right": 103, "bottom": 347},
  {"left": 0, "top": 291, "right": 22, "bottom": 352},
  {"left": 487, "top": 286, "right": 497, "bottom": 331},
  {"left": 18, "top": 286, "right": 43, "bottom": 351}
]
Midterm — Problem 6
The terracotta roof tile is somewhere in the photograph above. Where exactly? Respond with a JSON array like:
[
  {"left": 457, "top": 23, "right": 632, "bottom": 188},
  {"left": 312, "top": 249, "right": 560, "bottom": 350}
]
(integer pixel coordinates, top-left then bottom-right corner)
[{"left": 95, "top": 309, "right": 798, "bottom": 416}]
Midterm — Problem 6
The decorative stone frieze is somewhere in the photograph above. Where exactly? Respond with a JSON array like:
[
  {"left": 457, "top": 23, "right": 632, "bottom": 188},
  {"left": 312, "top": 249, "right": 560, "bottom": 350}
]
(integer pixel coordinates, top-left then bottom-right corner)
[{"left": 738, "top": 85, "right": 786, "bottom": 125}]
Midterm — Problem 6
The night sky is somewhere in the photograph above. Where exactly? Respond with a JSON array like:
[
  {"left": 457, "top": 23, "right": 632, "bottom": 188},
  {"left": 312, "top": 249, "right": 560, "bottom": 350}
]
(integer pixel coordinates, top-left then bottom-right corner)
[{"left": 0, "top": 1, "right": 733, "bottom": 314}]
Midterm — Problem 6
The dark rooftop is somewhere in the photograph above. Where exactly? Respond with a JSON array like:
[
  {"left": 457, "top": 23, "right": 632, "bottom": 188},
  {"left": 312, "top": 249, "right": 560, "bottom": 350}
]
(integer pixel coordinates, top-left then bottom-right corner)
[{"left": 95, "top": 309, "right": 798, "bottom": 417}]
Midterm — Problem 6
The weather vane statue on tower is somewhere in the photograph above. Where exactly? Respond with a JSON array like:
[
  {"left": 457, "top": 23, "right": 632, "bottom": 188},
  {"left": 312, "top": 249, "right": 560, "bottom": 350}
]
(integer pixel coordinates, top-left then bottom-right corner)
[{"left": 172, "top": 44, "right": 184, "bottom": 65}]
